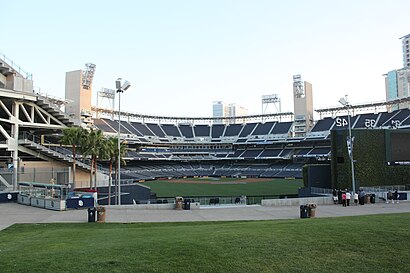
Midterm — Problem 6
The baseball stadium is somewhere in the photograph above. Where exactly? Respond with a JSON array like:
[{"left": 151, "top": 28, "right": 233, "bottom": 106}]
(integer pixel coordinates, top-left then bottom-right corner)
[{"left": 1, "top": 48, "right": 410, "bottom": 272}]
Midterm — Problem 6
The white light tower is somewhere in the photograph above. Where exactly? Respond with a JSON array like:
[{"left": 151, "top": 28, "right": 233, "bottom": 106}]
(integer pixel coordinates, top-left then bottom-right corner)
[
  {"left": 339, "top": 95, "right": 356, "bottom": 193},
  {"left": 116, "top": 78, "right": 131, "bottom": 205}
]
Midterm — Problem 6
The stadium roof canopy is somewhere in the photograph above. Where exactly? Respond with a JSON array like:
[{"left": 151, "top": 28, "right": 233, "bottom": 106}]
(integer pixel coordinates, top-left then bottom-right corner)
[
  {"left": 91, "top": 106, "right": 294, "bottom": 123},
  {"left": 315, "top": 97, "right": 410, "bottom": 117}
]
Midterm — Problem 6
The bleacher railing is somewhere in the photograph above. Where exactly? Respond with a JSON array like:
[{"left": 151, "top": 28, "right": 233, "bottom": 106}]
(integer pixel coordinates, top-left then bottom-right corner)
[
  {"left": 21, "top": 133, "right": 107, "bottom": 173},
  {"left": 0, "top": 52, "right": 33, "bottom": 80},
  {"left": 360, "top": 185, "right": 407, "bottom": 192}
]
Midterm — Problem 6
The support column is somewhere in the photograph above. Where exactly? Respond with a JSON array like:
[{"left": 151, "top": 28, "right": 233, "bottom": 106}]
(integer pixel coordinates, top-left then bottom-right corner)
[{"left": 11, "top": 101, "right": 20, "bottom": 191}]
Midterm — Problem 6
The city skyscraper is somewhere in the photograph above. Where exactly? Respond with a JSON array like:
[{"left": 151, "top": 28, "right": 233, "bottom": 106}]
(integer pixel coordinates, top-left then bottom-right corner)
[
  {"left": 212, "top": 101, "right": 248, "bottom": 124},
  {"left": 401, "top": 34, "right": 410, "bottom": 68},
  {"left": 384, "top": 34, "right": 410, "bottom": 111}
]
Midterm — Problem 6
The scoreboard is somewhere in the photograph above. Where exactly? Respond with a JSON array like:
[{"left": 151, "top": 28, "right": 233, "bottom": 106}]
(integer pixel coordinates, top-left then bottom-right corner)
[{"left": 386, "top": 130, "right": 410, "bottom": 165}]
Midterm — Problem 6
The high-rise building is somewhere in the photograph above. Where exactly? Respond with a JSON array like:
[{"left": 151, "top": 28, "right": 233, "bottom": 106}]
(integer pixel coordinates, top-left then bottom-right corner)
[
  {"left": 212, "top": 101, "right": 248, "bottom": 124},
  {"left": 293, "top": 74, "right": 313, "bottom": 137},
  {"left": 212, "top": 101, "right": 226, "bottom": 124},
  {"left": 401, "top": 34, "right": 410, "bottom": 68},
  {"left": 227, "top": 103, "right": 248, "bottom": 124},
  {"left": 384, "top": 34, "right": 410, "bottom": 111}
]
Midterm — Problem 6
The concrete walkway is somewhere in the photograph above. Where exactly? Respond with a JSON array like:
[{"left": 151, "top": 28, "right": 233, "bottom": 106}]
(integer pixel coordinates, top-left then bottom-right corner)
[{"left": 1, "top": 202, "right": 410, "bottom": 231}]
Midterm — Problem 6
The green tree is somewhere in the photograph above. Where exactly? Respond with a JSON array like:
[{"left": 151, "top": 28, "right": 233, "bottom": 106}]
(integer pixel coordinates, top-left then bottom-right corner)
[
  {"left": 81, "top": 129, "right": 104, "bottom": 189},
  {"left": 96, "top": 137, "right": 128, "bottom": 205},
  {"left": 60, "top": 127, "right": 86, "bottom": 187}
]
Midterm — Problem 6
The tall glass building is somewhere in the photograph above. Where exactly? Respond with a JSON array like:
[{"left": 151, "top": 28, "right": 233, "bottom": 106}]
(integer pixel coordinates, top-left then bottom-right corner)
[
  {"left": 384, "top": 34, "right": 410, "bottom": 111},
  {"left": 401, "top": 34, "right": 410, "bottom": 68}
]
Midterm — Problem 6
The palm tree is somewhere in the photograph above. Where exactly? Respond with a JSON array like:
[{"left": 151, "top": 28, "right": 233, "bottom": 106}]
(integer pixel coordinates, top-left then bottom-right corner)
[
  {"left": 81, "top": 129, "right": 104, "bottom": 189},
  {"left": 97, "top": 137, "right": 127, "bottom": 205},
  {"left": 60, "top": 127, "right": 86, "bottom": 187}
]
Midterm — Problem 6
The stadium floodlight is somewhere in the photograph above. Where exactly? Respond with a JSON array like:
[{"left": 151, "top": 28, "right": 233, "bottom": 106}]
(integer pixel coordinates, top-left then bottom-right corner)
[
  {"left": 339, "top": 95, "right": 356, "bottom": 194},
  {"left": 338, "top": 97, "right": 347, "bottom": 106},
  {"left": 116, "top": 78, "right": 131, "bottom": 205},
  {"left": 116, "top": 78, "right": 131, "bottom": 91}
]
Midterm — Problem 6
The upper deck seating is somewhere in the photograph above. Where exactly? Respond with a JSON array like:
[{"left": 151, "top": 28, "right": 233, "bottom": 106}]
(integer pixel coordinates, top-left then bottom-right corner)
[
  {"left": 224, "top": 124, "right": 243, "bottom": 137},
  {"left": 239, "top": 123, "right": 257, "bottom": 137},
  {"left": 271, "top": 121, "right": 293, "bottom": 134},
  {"left": 333, "top": 115, "right": 359, "bottom": 130},
  {"left": 211, "top": 124, "right": 225, "bottom": 138},
  {"left": 310, "top": 117, "right": 335, "bottom": 132},
  {"left": 101, "top": 119, "right": 121, "bottom": 133},
  {"left": 386, "top": 109, "right": 410, "bottom": 127},
  {"left": 252, "top": 122, "right": 275, "bottom": 135},
  {"left": 146, "top": 123, "right": 166, "bottom": 137},
  {"left": 194, "top": 125, "right": 211, "bottom": 137},
  {"left": 179, "top": 125, "right": 194, "bottom": 138},
  {"left": 121, "top": 121, "right": 143, "bottom": 136},
  {"left": 376, "top": 111, "right": 398, "bottom": 127},
  {"left": 94, "top": 119, "right": 116, "bottom": 133},
  {"left": 161, "top": 124, "right": 182, "bottom": 137},
  {"left": 131, "top": 122, "right": 155, "bottom": 136},
  {"left": 353, "top": 113, "right": 379, "bottom": 129}
]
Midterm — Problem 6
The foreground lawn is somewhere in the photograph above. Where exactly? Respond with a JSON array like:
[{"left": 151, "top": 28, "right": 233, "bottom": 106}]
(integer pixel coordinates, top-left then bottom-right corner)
[
  {"left": 0, "top": 213, "right": 409, "bottom": 273},
  {"left": 141, "top": 178, "right": 303, "bottom": 197}
]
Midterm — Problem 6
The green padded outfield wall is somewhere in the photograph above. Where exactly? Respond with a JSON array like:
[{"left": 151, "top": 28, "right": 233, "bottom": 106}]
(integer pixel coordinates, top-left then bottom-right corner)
[{"left": 331, "top": 129, "right": 410, "bottom": 190}]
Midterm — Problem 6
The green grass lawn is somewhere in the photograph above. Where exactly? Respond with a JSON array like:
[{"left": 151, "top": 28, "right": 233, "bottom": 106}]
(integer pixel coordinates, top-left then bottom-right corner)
[
  {"left": 140, "top": 178, "right": 303, "bottom": 197},
  {"left": 1, "top": 213, "right": 409, "bottom": 273}
]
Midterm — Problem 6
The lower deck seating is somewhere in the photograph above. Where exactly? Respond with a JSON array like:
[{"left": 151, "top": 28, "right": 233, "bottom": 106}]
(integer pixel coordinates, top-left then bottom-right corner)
[{"left": 118, "top": 161, "right": 307, "bottom": 181}]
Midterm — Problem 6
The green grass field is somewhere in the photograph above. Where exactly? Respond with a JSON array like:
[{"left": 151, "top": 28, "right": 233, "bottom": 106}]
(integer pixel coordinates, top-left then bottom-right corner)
[
  {"left": 0, "top": 213, "right": 409, "bottom": 273},
  {"left": 140, "top": 178, "right": 303, "bottom": 197}
]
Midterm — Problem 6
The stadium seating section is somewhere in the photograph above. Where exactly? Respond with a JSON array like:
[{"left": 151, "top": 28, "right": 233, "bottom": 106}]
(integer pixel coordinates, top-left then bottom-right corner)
[{"left": 91, "top": 108, "right": 410, "bottom": 180}]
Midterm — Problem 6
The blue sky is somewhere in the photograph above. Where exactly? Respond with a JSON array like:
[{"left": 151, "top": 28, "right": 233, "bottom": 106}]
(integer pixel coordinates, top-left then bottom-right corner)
[{"left": 2, "top": 0, "right": 410, "bottom": 117}]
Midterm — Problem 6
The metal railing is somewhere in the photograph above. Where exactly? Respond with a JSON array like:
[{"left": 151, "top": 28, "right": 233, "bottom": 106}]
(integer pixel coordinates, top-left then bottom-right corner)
[
  {"left": 360, "top": 185, "right": 407, "bottom": 193},
  {"left": 0, "top": 52, "right": 33, "bottom": 80},
  {"left": 153, "top": 194, "right": 299, "bottom": 206},
  {"left": 0, "top": 167, "right": 70, "bottom": 191},
  {"left": 21, "top": 132, "right": 107, "bottom": 173},
  {"left": 310, "top": 187, "right": 333, "bottom": 195}
]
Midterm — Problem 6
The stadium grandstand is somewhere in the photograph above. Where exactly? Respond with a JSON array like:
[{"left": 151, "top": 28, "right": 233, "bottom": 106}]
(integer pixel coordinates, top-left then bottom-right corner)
[
  {"left": 89, "top": 106, "right": 410, "bottom": 183},
  {"left": 1, "top": 52, "right": 410, "bottom": 205}
]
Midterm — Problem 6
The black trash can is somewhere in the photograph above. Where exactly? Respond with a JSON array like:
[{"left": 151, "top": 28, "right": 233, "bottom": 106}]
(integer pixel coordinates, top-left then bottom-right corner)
[
  {"left": 370, "top": 194, "right": 376, "bottom": 204},
  {"left": 300, "top": 205, "right": 309, "bottom": 218},
  {"left": 88, "top": 207, "right": 96, "bottom": 223},
  {"left": 183, "top": 199, "right": 191, "bottom": 210}
]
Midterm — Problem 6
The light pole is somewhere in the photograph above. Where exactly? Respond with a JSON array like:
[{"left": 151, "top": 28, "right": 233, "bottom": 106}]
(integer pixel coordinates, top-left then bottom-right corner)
[
  {"left": 116, "top": 78, "right": 131, "bottom": 205},
  {"left": 338, "top": 95, "right": 356, "bottom": 193}
]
